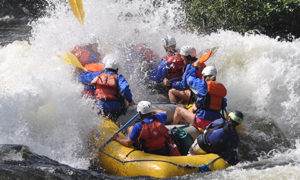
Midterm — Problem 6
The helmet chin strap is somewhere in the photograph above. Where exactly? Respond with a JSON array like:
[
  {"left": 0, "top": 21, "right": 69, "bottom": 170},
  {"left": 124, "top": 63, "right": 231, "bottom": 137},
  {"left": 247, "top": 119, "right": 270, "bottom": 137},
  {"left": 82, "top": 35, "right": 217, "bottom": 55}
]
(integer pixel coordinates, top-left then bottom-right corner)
[
  {"left": 186, "top": 55, "right": 194, "bottom": 64},
  {"left": 139, "top": 112, "right": 154, "bottom": 120}
]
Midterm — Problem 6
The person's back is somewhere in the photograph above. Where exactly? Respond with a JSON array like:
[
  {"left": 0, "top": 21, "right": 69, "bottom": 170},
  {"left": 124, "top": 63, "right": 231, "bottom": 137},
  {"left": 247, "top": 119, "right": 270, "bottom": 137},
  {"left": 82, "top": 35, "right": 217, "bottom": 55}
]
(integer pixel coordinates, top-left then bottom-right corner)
[
  {"left": 91, "top": 54, "right": 135, "bottom": 119},
  {"left": 95, "top": 70, "right": 118, "bottom": 101},
  {"left": 166, "top": 46, "right": 198, "bottom": 103},
  {"left": 188, "top": 66, "right": 227, "bottom": 129},
  {"left": 189, "top": 111, "right": 243, "bottom": 165},
  {"left": 171, "top": 66, "right": 227, "bottom": 132},
  {"left": 113, "top": 101, "right": 180, "bottom": 156},
  {"left": 134, "top": 113, "right": 169, "bottom": 155},
  {"left": 149, "top": 35, "right": 180, "bottom": 83}
]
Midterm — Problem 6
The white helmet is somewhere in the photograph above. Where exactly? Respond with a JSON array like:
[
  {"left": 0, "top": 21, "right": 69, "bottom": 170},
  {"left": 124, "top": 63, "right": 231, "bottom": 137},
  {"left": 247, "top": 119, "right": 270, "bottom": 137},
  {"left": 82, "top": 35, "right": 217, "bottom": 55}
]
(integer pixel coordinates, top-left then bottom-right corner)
[
  {"left": 161, "top": 35, "right": 176, "bottom": 47},
  {"left": 103, "top": 54, "right": 119, "bottom": 70},
  {"left": 137, "top": 101, "right": 152, "bottom": 114},
  {"left": 180, "top": 46, "right": 196, "bottom": 57},
  {"left": 202, "top": 66, "right": 217, "bottom": 77}
]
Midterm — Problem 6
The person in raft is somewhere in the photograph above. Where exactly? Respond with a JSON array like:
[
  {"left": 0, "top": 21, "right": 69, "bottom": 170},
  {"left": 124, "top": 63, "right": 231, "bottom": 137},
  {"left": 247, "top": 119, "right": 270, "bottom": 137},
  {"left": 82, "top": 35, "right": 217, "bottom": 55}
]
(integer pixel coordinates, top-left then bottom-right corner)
[
  {"left": 90, "top": 54, "right": 135, "bottom": 119},
  {"left": 161, "top": 35, "right": 178, "bottom": 60},
  {"left": 74, "top": 42, "right": 104, "bottom": 98},
  {"left": 71, "top": 43, "right": 101, "bottom": 68},
  {"left": 188, "top": 111, "right": 244, "bottom": 165},
  {"left": 172, "top": 66, "right": 227, "bottom": 132},
  {"left": 164, "top": 45, "right": 200, "bottom": 103},
  {"left": 112, "top": 101, "right": 180, "bottom": 156},
  {"left": 147, "top": 36, "right": 183, "bottom": 84}
]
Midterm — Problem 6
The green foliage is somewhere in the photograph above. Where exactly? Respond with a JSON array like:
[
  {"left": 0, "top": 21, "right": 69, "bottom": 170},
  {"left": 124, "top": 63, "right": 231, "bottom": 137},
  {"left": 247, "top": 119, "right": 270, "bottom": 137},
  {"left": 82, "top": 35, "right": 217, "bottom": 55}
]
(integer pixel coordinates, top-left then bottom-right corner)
[{"left": 181, "top": 0, "right": 300, "bottom": 40}]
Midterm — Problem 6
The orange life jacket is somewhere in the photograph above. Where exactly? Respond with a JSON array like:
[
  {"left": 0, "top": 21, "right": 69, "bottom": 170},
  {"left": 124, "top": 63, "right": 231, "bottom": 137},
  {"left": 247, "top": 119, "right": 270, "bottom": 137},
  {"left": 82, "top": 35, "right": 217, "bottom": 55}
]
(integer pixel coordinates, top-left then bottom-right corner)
[
  {"left": 84, "top": 63, "right": 105, "bottom": 72},
  {"left": 166, "top": 54, "right": 185, "bottom": 80},
  {"left": 95, "top": 73, "right": 118, "bottom": 100},
  {"left": 71, "top": 46, "right": 91, "bottom": 66},
  {"left": 138, "top": 118, "right": 169, "bottom": 152},
  {"left": 203, "top": 81, "right": 227, "bottom": 111}
]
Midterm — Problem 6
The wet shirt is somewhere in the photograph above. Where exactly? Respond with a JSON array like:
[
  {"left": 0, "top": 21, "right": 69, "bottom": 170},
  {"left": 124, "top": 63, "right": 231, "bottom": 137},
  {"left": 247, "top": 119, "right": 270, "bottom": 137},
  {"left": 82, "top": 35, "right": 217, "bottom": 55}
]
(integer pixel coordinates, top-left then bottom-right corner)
[
  {"left": 171, "top": 64, "right": 197, "bottom": 90},
  {"left": 148, "top": 59, "right": 168, "bottom": 83},
  {"left": 129, "top": 113, "right": 167, "bottom": 141},
  {"left": 205, "top": 118, "right": 240, "bottom": 165}
]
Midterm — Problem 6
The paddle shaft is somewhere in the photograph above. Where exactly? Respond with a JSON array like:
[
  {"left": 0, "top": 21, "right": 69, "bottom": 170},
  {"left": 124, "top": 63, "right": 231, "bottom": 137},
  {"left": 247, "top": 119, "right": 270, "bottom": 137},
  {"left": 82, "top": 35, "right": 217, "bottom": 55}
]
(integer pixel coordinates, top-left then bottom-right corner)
[
  {"left": 98, "top": 113, "right": 139, "bottom": 151},
  {"left": 152, "top": 102, "right": 177, "bottom": 105},
  {"left": 168, "top": 76, "right": 181, "bottom": 82}
]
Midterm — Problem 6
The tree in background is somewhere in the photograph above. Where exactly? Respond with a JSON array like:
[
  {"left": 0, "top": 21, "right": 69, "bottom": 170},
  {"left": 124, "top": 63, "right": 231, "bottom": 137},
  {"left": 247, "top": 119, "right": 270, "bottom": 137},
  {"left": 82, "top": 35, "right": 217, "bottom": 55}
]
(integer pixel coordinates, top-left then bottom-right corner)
[{"left": 181, "top": 0, "right": 300, "bottom": 41}]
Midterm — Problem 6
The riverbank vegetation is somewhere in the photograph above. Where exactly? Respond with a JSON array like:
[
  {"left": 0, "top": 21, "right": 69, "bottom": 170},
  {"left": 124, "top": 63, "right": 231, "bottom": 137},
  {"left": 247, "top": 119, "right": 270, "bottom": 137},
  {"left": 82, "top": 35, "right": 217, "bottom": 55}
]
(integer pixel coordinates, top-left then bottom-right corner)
[{"left": 180, "top": 0, "right": 300, "bottom": 41}]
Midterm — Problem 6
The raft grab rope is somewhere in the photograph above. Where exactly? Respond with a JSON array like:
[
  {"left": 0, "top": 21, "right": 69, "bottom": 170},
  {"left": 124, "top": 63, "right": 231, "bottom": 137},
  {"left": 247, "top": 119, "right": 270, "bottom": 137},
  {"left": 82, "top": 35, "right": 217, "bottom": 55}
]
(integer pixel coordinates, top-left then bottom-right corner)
[{"left": 98, "top": 149, "right": 221, "bottom": 173}]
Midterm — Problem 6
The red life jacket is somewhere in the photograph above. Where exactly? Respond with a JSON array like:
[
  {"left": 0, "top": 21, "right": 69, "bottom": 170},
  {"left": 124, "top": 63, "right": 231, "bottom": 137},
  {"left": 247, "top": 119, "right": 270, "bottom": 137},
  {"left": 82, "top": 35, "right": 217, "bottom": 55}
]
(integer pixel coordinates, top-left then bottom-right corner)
[
  {"left": 95, "top": 73, "right": 118, "bottom": 100},
  {"left": 71, "top": 46, "right": 91, "bottom": 66},
  {"left": 162, "top": 54, "right": 173, "bottom": 61},
  {"left": 203, "top": 81, "right": 227, "bottom": 111},
  {"left": 138, "top": 118, "right": 169, "bottom": 152},
  {"left": 166, "top": 54, "right": 185, "bottom": 80},
  {"left": 133, "top": 43, "right": 158, "bottom": 61}
]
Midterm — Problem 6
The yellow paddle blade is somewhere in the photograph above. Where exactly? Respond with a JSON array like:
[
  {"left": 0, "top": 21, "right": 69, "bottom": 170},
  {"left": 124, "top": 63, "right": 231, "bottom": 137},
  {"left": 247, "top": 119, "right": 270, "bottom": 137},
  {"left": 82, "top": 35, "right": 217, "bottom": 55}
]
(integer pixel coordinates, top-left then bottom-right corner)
[
  {"left": 57, "top": 52, "right": 88, "bottom": 71},
  {"left": 69, "top": 0, "right": 85, "bottom": 25}
]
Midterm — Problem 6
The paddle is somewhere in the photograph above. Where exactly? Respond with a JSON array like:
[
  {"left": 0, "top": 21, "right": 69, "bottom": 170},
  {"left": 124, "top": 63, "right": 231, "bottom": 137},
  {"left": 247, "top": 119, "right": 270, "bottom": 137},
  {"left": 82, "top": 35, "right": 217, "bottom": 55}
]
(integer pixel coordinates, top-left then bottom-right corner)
[
  {"left": 57, "top": 52, "right": 88, "bottom": 71},
  {"left": 168, "top": 76, "right": 181, "bottom": 82},
  {"left": 152, "top": 102, "right": 177, "bottom": 105},
  {"left": 69, "top": 0, "right": 85, "bottom": 25},
  {"left": 168, "top": 49, "right": 215, "bottom": 83},
  {"left": 98, "top": 113, "right": 139, "bottom": 151},
  {"left": 192, "top": 49, "right": 213, "bottom": 67}
]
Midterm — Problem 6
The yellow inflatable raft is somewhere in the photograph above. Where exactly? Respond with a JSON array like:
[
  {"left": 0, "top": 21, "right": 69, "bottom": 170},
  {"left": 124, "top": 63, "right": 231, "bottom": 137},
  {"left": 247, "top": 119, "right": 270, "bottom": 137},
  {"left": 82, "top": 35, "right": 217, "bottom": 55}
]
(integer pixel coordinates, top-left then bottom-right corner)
[{"left": 89, "top": 118, "right": 229, "bottom": 178}]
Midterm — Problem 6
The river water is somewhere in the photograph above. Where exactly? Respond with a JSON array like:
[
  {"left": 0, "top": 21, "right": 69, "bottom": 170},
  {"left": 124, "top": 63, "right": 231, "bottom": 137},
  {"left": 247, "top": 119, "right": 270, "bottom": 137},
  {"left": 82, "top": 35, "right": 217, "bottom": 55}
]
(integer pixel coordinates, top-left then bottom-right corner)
[{"left": 0, "top": 0, "right": 300, "bottom": 179}]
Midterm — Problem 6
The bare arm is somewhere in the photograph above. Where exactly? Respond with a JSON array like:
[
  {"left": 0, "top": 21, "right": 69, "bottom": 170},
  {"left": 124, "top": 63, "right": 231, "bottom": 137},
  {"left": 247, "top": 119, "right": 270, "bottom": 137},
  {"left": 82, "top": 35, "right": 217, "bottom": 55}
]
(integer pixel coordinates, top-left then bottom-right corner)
[
  {"left": 90, "top": 76, "right": 99, "bottom": 84},
  {"left": 112, "top": 134, "right": 134, "bottom": 147}
]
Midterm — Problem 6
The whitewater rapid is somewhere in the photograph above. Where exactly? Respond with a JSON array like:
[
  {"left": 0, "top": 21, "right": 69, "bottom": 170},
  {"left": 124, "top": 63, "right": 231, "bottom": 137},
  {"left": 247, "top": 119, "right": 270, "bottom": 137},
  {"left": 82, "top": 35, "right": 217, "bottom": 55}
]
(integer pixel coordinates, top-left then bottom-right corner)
[{"left": 0, "top": 0, "right": 300, "bottom": 179}]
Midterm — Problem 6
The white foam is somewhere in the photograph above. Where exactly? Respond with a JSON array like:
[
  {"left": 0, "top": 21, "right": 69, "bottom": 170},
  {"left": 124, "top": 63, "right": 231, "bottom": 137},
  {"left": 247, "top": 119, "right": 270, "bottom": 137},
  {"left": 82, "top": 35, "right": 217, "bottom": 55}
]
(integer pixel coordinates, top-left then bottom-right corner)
[{"left": 0, "top": 0, "right": 300, "bottom": 171}]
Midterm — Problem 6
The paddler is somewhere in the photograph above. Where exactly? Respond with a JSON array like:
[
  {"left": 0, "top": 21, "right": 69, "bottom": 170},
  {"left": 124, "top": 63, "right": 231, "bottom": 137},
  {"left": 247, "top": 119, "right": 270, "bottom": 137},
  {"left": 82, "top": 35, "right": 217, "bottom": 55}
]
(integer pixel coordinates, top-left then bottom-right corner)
[
  {"left": 113, "top": 101, "right": 180, "bottom": 156},
  {"left": 88, "top": 54, "right": 135, "bottom": 119},
  {"left": 188, "top": 111, "right": 244, "bottom": 165},
  {"left": 172, "top": 66, "right": 227, "bottom": 131},
  {"left": 74, "top": 42, "right": 104, "bottom": 98},
  {"left": 147, "top": 35, "right": 182, "bottom": 84},
  {"left": 165, "top": 45, "right": 201, "bottom": 103}
]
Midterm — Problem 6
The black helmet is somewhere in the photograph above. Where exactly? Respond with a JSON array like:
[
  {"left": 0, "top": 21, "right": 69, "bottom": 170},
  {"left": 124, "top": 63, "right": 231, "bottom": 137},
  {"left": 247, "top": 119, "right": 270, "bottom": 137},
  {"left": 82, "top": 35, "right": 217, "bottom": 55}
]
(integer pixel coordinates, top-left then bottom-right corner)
[{"left": 228, "top": 110, "right": 244, "bottom": 124}]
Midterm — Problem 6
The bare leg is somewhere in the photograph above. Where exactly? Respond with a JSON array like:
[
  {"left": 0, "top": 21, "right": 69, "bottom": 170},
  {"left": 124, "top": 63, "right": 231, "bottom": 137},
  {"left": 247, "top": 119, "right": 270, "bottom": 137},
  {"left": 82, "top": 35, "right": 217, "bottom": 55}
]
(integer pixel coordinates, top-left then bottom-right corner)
[
  {"left": 188, "top": 139, "right": 207, "bottom": 155},
  {"left": 173, "top": 107, "right": 196, "bottom": 124},
  {"left": 168, "top": 89, "right": 191, "bottom": 103}
]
